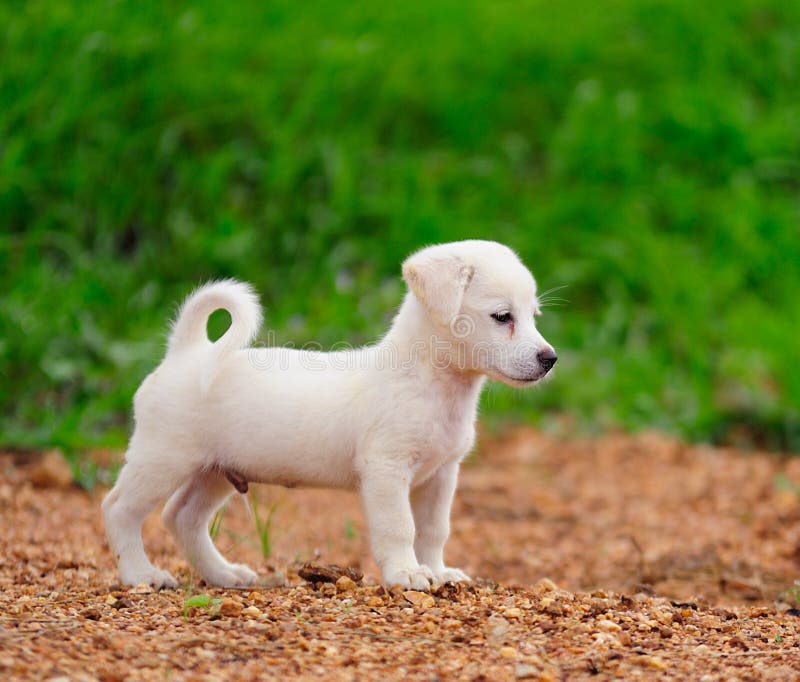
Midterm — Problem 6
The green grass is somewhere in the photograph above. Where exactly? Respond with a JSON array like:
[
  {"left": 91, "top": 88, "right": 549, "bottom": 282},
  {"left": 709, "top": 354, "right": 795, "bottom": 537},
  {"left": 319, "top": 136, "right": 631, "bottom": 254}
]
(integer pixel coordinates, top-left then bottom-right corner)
[
  {"left": 209, "top": 507, "right": 226, "bottom": 542},
  {"left": 250, "top": 490, "right": 276, "bottom": 559},
  {"left": 183, "top": 592, "right": 222, "bottom": 619},
  {"left": 2, "top": 0, "right": 799, "bottom": 455}
]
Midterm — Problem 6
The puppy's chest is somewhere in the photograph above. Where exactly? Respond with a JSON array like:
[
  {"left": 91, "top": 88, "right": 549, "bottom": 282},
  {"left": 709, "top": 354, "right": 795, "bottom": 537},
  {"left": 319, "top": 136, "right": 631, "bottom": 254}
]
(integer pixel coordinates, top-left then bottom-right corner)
[{"left": 411, "top": 411, "right": 476, "bottom": 479}]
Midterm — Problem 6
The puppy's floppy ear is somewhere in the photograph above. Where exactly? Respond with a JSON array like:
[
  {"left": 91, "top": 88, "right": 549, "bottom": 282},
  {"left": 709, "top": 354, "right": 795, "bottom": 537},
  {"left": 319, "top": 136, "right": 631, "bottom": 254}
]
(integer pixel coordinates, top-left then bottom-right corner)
[{"left": 402, "top": 247, "right": 475, "bottom": 325}]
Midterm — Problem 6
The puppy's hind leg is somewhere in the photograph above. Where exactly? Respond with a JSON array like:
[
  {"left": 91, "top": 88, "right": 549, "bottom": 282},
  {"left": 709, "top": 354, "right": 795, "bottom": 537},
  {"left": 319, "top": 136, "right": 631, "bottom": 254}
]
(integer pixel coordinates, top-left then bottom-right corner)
[
  {"left": 102, "top": 454, "right": 185, "bottom": 589},
  {"left": 162, "top": 469, "right": 257, "bottom": 588}
]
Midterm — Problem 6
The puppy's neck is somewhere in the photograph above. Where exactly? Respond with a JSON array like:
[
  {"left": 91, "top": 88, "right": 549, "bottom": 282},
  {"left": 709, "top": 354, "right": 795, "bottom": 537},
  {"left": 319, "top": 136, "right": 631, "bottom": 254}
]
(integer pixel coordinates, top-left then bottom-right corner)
[{"left": 382, "top": 294, "right": 485, "bottom": 391}]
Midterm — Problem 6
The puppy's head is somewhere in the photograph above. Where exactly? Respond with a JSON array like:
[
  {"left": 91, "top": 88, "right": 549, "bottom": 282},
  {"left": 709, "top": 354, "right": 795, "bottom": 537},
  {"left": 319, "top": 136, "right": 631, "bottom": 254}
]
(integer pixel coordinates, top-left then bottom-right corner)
[{"left": 402, "top": 240, "right": 556, "bottom": 386}]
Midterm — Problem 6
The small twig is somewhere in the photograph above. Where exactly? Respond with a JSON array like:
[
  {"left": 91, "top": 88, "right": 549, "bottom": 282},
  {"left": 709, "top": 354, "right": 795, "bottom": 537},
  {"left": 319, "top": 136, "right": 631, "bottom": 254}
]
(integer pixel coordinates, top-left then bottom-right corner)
[{"left": 629, "top": 534, "right": 646, "bottom": 579}]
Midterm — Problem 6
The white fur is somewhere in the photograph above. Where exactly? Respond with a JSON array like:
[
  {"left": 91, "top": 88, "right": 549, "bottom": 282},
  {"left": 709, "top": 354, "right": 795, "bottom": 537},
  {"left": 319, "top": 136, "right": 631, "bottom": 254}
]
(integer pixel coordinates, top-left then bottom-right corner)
[{"left": 102, "top": 240, "right": 556, "bottom": 590}]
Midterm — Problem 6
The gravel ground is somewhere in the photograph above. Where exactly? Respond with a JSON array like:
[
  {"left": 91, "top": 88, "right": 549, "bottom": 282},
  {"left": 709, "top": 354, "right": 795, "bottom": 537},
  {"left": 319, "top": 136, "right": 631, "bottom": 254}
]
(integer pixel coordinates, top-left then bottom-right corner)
[{"left": 2, "top": 428, "right": 800, "bottom": 680}]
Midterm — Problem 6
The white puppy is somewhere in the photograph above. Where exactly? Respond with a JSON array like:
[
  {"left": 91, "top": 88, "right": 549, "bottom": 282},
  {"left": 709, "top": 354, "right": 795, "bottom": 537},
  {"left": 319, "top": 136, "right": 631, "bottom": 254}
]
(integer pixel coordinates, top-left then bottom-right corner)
[{"left": 102, "top": 240, "right": 556, "bottom": 590}]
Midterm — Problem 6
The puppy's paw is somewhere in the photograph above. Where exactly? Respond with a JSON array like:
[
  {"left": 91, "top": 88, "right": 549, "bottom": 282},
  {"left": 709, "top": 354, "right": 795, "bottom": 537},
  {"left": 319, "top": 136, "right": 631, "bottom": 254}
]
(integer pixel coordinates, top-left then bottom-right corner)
[
  {"left": 383, "top": 565, "right": 434, "bottom": 591},
  {"left": 431, "top": 566, "right": 471, "bottom": 585},
  {"left": 121, "top": 567, "right": 178, "bottom": 590},
  {"left": 202, "top": 564, "right": 258, "bottom": 589},
  {"left": 229, "top": 563, "right": 259, "bottom": 586}
]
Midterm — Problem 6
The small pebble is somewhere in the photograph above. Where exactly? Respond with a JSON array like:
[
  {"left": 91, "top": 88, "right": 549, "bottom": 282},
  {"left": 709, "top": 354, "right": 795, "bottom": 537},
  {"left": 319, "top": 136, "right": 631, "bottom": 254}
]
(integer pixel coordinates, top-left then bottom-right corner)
[
  {"left": 218, "top": 599, "right": 243, "bottom": 617},
  {"left": 29, "top": 451, "right": 72, "bottom": 489},
  {"left": 485, "top": 614, "right": 510, "bottom": 646},
  {"left": 336, "top": 576, "right": 357, "bottom": 593},
  {"left": 403, "top": 591, "right": 435, "bottom": 609},
  {"left": 534, "top": 578, "right": 558, "bottom": 594},
  {"left": 639, "top": 655, "right": 668, "bottom": 670}
]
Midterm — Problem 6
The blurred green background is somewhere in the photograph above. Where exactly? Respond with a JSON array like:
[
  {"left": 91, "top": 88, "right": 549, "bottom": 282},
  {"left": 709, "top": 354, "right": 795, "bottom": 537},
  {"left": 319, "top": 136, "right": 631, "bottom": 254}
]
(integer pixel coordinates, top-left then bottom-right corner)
[{"left": 2, "top": 0, "right": 799, "bottom": 461}]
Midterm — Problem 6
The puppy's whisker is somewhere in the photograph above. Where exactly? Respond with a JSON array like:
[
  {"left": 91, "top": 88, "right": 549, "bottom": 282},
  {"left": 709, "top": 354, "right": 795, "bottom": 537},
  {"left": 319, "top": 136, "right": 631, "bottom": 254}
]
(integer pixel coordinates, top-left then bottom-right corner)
[
  {"left": 537, "top": 284, "right": 569, "bottom": 298},
  {"left": 538, "top": 297, "right": 569, "bottom": 307}
]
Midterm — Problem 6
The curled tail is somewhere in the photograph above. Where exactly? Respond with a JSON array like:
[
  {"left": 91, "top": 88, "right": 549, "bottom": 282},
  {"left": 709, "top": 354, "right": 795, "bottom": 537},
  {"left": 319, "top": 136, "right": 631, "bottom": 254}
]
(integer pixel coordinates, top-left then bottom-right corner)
[{"left": 167, "top": 279, "right": 262, "bottom": 365}]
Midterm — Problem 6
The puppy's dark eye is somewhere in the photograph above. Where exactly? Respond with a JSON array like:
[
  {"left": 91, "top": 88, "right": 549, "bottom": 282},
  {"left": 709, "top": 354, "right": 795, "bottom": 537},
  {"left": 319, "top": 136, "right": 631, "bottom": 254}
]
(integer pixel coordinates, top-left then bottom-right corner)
[{"left": 491, "top": 312, "right": 513, "bottom": 324}]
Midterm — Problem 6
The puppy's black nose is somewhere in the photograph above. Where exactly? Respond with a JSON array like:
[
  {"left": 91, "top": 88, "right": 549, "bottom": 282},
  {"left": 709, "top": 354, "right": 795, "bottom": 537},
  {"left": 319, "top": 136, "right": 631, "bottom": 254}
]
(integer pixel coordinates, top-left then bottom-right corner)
[{"left": 537, "top": 349, "right": 557, "bottom": 372}]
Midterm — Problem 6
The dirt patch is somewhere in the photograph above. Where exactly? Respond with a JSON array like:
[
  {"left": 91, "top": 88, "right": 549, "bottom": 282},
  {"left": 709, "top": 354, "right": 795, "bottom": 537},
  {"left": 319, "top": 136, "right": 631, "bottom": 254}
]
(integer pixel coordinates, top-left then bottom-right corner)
[{"left": 2, "top": 429, "right": 800, "bottom": 680}]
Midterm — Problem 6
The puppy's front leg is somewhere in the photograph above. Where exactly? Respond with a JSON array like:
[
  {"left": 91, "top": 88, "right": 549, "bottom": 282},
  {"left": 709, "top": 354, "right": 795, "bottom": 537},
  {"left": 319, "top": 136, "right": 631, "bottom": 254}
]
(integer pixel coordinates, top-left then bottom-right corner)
[
  {"left": 411, "top": 461, "right": 470, "bottom": 585},
  {"left": 360, "top": 467, "right": 434, "bottom": 590}
]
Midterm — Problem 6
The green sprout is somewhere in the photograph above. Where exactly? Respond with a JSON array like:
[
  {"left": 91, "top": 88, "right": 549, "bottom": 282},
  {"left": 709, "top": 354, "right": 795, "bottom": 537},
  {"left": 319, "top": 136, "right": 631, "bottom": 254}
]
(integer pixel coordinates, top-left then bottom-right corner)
[{"left": 249, "top": 489, "right": 277, "bottom": 559}]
